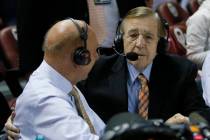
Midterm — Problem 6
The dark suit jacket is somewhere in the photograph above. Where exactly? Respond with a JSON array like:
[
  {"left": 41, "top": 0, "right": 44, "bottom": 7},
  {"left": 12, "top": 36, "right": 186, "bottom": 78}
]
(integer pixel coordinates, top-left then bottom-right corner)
[
  {"left": 17, "top": 0, "right": 145, "bottom": 74},
  {"left": 78, "top": 54, "right": 210, "bottom": 123}
]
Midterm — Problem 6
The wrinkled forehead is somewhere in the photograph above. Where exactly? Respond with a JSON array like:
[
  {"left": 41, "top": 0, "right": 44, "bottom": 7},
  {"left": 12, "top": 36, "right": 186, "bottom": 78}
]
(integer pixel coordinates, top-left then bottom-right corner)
[{"left": 122, "top": 16, "right": 158, "bottom": 36}]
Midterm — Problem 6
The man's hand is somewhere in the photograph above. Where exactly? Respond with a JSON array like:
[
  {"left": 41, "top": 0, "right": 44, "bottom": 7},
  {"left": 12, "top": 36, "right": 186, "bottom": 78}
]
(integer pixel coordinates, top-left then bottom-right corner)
[
  {"left": 5, "top": 112, "right": 20, "bottom": 140},
  {"left": 165, "top": 113, "right": 189, "bottom": 124}
]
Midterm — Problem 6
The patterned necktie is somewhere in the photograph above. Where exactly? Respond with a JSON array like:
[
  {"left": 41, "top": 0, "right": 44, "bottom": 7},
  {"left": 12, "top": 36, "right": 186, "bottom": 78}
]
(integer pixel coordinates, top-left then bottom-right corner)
[
  {"left": 138, "top": 74, "right": 149, "bottom": 120},
  {"left": 87, "top": 0, "right": 107, "bottom": 45},
  {"left": 70, "top": 86, "right": 96, "bottom": 134}
]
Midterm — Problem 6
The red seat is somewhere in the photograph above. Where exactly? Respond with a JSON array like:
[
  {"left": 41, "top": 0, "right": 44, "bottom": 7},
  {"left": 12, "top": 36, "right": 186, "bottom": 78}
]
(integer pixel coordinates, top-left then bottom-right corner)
[
  {"left": 167, "top": 23, "right": 187, "bottom": 56},
  {"left": 0, "top": 26, "right": 22, "bottom": 97},
  {"left": 157, "top": 1, "right": 189, "bottom": 25},
  {"left": 0, "top": 26, "right": 19, "bottom": 69}
]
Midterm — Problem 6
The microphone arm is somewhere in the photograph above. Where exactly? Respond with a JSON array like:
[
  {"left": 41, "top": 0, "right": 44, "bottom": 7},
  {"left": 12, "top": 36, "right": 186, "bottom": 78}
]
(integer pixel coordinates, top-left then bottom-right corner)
[{"left": 113, "top": 47, "right": 139, "bottom": 61}]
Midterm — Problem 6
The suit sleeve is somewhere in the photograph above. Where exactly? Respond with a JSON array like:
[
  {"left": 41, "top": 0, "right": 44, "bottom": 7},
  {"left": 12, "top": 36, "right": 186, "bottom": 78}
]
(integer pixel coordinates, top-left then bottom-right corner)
[{"left": 181, "top": 62, "right": 210, "bottom": 124}]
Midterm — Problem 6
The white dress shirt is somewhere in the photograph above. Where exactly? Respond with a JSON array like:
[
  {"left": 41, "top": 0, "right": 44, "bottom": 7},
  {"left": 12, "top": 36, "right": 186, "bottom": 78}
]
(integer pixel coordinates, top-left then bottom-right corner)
[
  {"left": 201, "top": 53, "right": 210, "bottom": 107},
  {"left": 14, "top": 60, "right": 105, "bottom": 140},
  {"left": 186, "top": 0, "right": 210, "bottom": 69}
]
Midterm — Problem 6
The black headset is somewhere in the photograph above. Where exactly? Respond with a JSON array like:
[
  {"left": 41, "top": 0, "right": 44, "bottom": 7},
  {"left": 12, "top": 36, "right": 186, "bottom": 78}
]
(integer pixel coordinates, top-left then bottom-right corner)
[
  {"left": 157, "top": 15, "right": 169, "bottom": 54},
  {"left": 69, "top": 18, "right": 91, "bottom": 65},
  {"left": 113, "top": 15, "right": 169, "bottom": 54},
  {"left": 113, "top": 19, "right": 124, "bottom": 54}
]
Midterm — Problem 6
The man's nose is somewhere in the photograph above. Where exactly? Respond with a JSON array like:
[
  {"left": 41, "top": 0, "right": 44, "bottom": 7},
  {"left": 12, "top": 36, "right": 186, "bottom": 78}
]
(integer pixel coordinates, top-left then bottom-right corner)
[{"left": 135, "top": 35, "right": 145, "bottom": 48}]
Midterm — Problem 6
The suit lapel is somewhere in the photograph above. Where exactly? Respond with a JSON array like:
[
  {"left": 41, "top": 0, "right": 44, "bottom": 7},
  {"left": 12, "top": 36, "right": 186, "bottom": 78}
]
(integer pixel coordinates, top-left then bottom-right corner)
[
  {"left": 108, "top": 55, "right": 128, "bottom": 111},
  {"left": 148, "top": 54, "right": 170, "bottom": 119}
]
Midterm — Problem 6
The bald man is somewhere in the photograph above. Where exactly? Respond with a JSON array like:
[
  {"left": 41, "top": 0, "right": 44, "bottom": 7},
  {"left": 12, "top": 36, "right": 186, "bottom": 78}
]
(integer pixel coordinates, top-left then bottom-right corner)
[{"left": 13, "top": 19, "right": 105, "bottom": 140}]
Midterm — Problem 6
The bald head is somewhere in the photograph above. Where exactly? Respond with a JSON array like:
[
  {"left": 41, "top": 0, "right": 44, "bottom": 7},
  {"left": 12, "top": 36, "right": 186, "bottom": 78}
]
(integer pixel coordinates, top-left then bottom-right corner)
[
  {"left": 43, "top": 19, "right": 87, "bottom": 53},
  {"left": 42, "top": 19, "right": 99, "bottom": 83}
]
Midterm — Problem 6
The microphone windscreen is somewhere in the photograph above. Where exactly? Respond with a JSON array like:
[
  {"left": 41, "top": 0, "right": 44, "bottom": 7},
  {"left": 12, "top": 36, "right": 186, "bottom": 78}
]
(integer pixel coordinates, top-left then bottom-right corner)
[
  {"left": 126, "top": 52, "right": 138, "bottom": 61},
  {"left": 105, "top": 112, "right": 144, "bottom": 131},
  {"left": 101, "top": 112, "right": 145, "bottom": 140},
  {"left": 101, "top": 113, "right": 182, "bottom": 140},
  {"left": 189, "top": 112, "right": 208, "bottom": 125}
]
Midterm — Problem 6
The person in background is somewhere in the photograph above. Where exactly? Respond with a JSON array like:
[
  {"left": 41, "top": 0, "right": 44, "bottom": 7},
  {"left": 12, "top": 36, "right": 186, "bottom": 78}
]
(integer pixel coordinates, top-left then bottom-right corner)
[
  {"left": 201, "top": 52, "right": 210, "bottom": 107},
  {"left": 10, "top": 19, "right": 105, "bottom": 140},
  {"left": 185, "top": 0, "right": 210, "bottom": 69}
]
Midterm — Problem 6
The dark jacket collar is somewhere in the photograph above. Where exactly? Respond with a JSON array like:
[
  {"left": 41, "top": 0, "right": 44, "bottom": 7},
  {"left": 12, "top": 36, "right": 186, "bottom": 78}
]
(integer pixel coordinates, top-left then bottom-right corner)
[{"left": 111, "top": 55, "right": 127, "bottom": 73}]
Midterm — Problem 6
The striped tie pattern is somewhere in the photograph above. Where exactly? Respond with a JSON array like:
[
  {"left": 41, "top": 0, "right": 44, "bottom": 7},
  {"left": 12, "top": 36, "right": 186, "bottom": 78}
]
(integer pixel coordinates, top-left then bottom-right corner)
[
  {"left": 138, "top": 74, "right": 149, "bottom": 120},
  {"left": 70, "top": 86, "right": 96, "bottom": 134},
  {"left": 87, "top": 0, "right": 107, "bottom": 45}
]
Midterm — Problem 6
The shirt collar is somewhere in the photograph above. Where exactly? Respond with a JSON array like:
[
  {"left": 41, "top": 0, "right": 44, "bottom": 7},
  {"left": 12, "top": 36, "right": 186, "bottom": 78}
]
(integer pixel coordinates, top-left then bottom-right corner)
[
  {"left": 127, "top": 61, "right": 152, "bottom": 85},
  {"left": 39, "top": 60, "right": 73, "bottom": 94}
]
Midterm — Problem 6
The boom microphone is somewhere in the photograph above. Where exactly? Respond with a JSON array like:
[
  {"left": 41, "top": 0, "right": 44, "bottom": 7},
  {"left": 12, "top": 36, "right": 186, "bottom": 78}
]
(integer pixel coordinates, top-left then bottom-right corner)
[
  {"left": 112, "top": 47, "right": 139, "bottom": 61},
  {"left": 97, "top": 47, "right": 139, "bottom": 61},
  {"left": 126, "top": 52, "right": 139, "bottom": 61}
]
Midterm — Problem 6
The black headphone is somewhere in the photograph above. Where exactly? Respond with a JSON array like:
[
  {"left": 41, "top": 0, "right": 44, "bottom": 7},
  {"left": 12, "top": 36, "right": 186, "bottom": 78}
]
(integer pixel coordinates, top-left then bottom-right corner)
[
  {"left": 113, "top": 19, "right": 124, "bottom": 54},
  {"left": 69, "top": 18, "right": 91, "bottom": 65},
  {"left": 157, "top": 15, "right": 169, "bottom": 54},
  {"left": 113, "top": 16, "right": 169, "bottom": 54}
]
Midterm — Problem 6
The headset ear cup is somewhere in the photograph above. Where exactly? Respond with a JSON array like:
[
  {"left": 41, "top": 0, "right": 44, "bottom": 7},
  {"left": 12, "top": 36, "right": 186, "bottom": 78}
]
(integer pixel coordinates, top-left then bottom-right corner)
[
  {"left": 114, "top": 33, "right": 124, "bottom": 53},
  {"left": 73, "top": 47, "right": 91, "bottom": 65},
  {"left": 156, "top": 14, "right": 169, "bottom": 54},
  {"left": 68, "top": 18, "right": 90, "bottom": 65}
]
